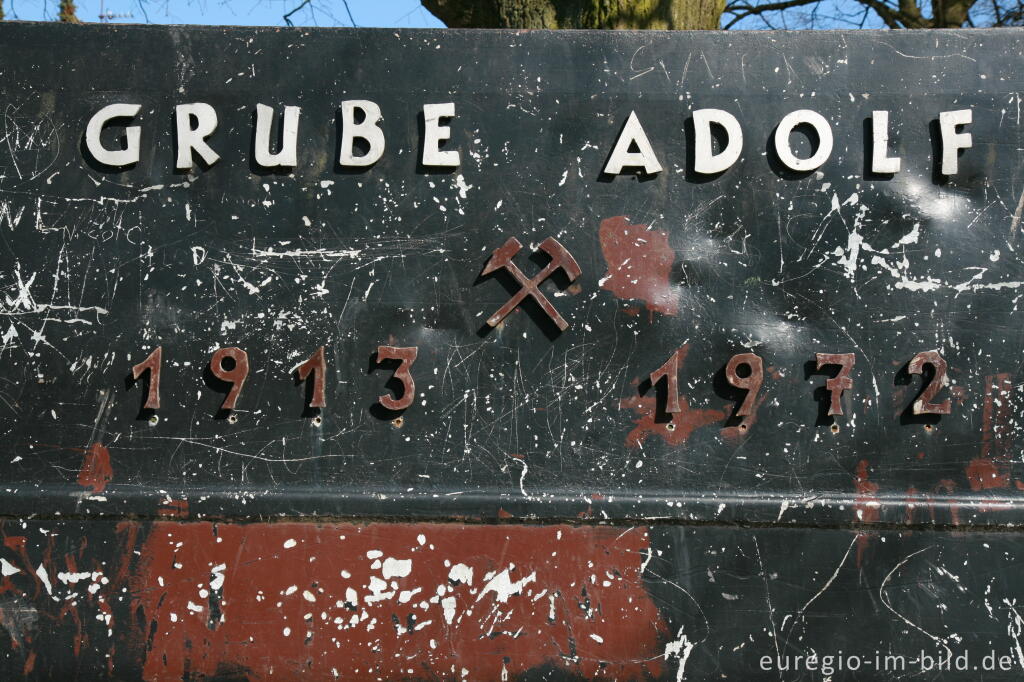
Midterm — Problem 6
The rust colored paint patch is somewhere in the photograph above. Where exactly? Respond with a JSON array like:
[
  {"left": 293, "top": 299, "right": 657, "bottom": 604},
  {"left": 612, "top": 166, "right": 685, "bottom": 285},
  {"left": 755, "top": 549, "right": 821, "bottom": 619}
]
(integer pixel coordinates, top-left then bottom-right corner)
[
  {"left": 77, "top": 443, "right": 112, "bottom": 494},
  {"left": 966, "top": 457, "right": 1010, "bottom": 491},
  {"left": 598, "top": 216, "right": 678, "bottom": 315},
  {"left": 622, "top": 346, "right": 726, "bottom": 447},
  {"left": 853, "top": 460, "right": 880, "bottom": 565},
  {"left": 137, "top": 522, "right": 667, "bottom": 681},
  {"left": 981, "top": 373, "right": 1014, "bottom": 461},
  {"left": 157, "top": 500, "right": 190, "bottom": 518},
  {"left": 853, "top": 460, "right": 880, "bottom": 524}
]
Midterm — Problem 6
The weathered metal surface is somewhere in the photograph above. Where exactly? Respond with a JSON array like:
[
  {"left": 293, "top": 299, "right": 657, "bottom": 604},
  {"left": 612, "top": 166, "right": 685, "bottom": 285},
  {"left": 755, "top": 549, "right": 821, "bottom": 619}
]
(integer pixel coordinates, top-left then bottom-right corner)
[
  {"left": 1, "top": 21, "right": 1024, "bottom": 679},
  {"left": 3, "top": 519, "right": 1024, "bottom": 680}
]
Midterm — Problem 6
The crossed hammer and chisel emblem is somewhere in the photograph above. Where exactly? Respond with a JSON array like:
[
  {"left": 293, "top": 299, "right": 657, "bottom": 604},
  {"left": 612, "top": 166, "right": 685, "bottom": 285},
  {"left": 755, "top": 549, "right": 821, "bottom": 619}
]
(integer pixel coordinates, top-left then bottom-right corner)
[{"left": 482, "top": 237, "right": 582, "bottom": 332}]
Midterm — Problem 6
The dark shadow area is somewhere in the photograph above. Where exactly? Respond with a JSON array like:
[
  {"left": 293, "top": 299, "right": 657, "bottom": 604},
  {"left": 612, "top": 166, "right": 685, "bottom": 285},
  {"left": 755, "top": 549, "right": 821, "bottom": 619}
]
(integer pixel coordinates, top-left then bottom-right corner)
[
  {"left": 123, "top": 370, "right": 155, "bottom": 421},
  {"left": 367, "top": 350, "right": 408, "bottom": 421},
  {"left": 333, "top": 107, "right": 379, "bottom": 175},
  {"left": 415, "top": 109, "right": 458, "bottom": 177},
  {"left": 249, "top": 108, "right": 294, "bottom": 177},
  {"left": 474, "top": 249, "right": 571, "bottom": 342},
  {"left": 202, "top": 358, "right": 235, "bottom": 420},
  {"left": 765, "top": 122, "right": 819, "bottom": 181},
  {"left": 804, "top": 360, "right": 837, "bottom": 427},
  {"left": 80, "top": 131, "right": 138, "bottom": 174},
  {"left": 712, "top": 362, "right": 750, "bottom": 427},
  {"left": 172, "top": 109, "right": 219, "bottom": 176},
  {"left": 929, "top": 118, "right": 950, "bottom": 187},
  {"left": 204, "top": 662, "right": 254, "bottom": 682},
  {"left": 683, "top": 115, "right": 730, "bottom": 184},
  {"left": 895, "top": 359, "right": 943, "bottom": 426},
  {"left": 596, "top": 114, "right": 659, "bottom": 183},
  {"left": 862, "top": 117, "right": 897, "bottom": 182},
  {"left": 637, "top": 374, "right": 673, "bottom": 424},
  {"left": 293, "top": 368, "right": 322, "bottom": 420}
]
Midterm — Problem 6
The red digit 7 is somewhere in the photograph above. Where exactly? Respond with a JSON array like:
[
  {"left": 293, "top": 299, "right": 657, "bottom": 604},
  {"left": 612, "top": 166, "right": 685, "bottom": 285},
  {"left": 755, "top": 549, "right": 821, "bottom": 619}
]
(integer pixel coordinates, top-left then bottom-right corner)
[{"left": 815, "top": 352, "right": 855, "bottom": 416}]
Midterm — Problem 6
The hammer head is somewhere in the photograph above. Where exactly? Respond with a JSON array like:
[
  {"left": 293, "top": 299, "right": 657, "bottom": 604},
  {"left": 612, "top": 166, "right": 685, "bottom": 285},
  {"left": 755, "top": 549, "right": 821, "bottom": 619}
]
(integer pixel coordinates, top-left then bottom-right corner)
[
  {"left": 481, "top": 237, "right": 523, "bottom": 276},
  {"left": 538, "top": 237, "right": 582, "bottom": 281}
]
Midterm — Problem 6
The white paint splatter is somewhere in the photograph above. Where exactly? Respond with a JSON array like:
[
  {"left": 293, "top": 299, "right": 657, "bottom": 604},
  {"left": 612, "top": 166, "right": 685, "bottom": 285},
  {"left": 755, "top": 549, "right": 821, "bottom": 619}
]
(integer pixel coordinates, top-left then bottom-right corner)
[
  {"left": 476, "top": 566, "right": 536, "bottom": 603},
  {"left": 382, "top": 557, "right": 412, "bottom": 579}
]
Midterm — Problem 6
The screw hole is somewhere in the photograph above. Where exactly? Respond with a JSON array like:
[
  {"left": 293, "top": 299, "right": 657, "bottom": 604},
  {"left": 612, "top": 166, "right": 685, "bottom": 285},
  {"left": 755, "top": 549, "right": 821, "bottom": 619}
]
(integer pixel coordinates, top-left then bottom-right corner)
[
  {"left": 227, "top": 414, "right": 238, "bottom": 424},
  {"left": 924, "top": 423, "right": 933, "bottom": 431},
  {"left": 665, "top": 423, "right": 676, "bottom": 432},
  {"left": 830, "top": 423, "right": 839, "bottom": 434},
  {"left": 148, "top": 415, "right": 159, "bottom": 426},
  {"left": 312, "top": 416, "right": 323, "bottom": 427},
  {"left": 739, "top": 423, "right": 748, "bottom": 431}
]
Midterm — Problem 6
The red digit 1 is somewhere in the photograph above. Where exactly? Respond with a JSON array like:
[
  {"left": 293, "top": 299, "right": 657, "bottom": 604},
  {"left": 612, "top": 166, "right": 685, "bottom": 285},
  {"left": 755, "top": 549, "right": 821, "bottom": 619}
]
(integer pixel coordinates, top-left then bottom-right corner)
[
  {"left": 907, "top": 350, "right": 951, "bottom": 415},
  {"left": 649, "top": 350, "right": 681, "bottom": 413},
  {"left": 210, "top": 347, "right": 249, "bottom": 411},
  {"left": 725, "top": 353, "right": 763, "bottom": 417},
  {"left": 296, "top": 346, "right": 327, "bottom": 409},
  {"left": 377, "top": 346, "right": 418, "bottom": 411},
  {"left": 131, "top": 346, "right": 162, "bottom": 409},
  {"left": 816, "top": 352, "right": 855, "bottom": 416}
]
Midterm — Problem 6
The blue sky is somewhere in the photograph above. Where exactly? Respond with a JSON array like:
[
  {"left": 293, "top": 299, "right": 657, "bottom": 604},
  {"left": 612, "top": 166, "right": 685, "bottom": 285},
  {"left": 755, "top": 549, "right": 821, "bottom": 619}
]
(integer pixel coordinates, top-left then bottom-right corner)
[
  {"left": 4, "top": 0, "right": 445, "bottom": 27},
  {"left": 3, "top": 0, "right": 912, "bottom": 30}
]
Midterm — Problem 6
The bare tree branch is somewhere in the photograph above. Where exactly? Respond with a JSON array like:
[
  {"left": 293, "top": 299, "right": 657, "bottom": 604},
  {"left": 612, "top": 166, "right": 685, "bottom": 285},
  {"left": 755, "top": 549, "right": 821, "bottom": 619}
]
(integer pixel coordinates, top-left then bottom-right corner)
[
  {"left": 283, "top": 0, "right": 311, "bottom": 27},
  {"left": 853, "top": 0, "right": 906, "bottom": 26},
  {"left": 723, "top": 0, "right": 821, "bottom": 28},
  {"left": 341, "top": 0, "right": 357, "bottom": 26}
]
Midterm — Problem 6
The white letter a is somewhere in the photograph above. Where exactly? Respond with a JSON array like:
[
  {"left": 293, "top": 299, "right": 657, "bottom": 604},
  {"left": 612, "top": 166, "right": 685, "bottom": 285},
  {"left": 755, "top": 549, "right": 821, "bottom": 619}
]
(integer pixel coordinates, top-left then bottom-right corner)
[{"left": 603, "top": 111, "right": 662, "bottom": 176}]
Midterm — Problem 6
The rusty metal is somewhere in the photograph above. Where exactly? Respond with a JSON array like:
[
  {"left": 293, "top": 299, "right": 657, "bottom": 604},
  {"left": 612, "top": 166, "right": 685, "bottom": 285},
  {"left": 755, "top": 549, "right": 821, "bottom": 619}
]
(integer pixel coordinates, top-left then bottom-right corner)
[
  {"left": 295, "top": 345, "right": 327, "bottom": 409},
  {"left": 816, "top": 351, "right": 856, "bottom": 416},
  {"left": 208, "top": 347, "right": 249, "bottom": 412},
  {"left": 375, "top": 345, "right": 418, "bottom": 411},
  {"left": 724, "top": 352, "right": 763, "bottom": 418},
  {"left": 130, "top": 346, "right": 162, "bottom": 410},
  {"left": 649, "top": 349, "right": 682, "bottom": 414},
  {"left": 908, "top": 350, "right": 953, "bottom": 415},
  {"left": 481, "top": 236, "right": 582, "bottom": 331}
]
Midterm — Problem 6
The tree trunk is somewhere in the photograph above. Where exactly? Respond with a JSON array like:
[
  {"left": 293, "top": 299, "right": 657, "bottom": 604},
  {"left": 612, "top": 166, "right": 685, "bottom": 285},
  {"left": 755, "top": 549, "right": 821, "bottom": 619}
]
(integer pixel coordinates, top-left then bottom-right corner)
[
  {"left": 421, "top": 0, "right": 726, "bottom": 30},
  {"left": 930, "top": 0, "right": 977, "bottom": 27},
  {"left": 59, "top": 0, "right": 81, "bottom": 23}
]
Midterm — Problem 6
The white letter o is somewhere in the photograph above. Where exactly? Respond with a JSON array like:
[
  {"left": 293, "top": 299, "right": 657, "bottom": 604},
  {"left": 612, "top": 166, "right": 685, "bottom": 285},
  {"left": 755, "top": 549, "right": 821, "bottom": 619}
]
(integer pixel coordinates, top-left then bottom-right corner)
[{"left": 773, "top": 110, "right": 833, "bottom": 172}]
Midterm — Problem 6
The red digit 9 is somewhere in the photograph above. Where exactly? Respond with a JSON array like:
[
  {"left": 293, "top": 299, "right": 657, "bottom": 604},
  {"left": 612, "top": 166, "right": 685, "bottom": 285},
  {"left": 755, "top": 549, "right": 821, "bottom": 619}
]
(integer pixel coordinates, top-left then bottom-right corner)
[
  {"left": 725, "top": 353, "right": 763, "bottom": 418},
  {"left": 210, "top": 347, "right": 249, "bottom": 412}
]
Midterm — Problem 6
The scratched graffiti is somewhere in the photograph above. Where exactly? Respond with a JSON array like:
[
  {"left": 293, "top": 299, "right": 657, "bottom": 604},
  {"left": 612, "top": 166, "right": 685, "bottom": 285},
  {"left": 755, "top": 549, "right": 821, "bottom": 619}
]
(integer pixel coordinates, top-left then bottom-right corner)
[{"left": 1, "top": 21, "right": 1024, "bottom": 680}]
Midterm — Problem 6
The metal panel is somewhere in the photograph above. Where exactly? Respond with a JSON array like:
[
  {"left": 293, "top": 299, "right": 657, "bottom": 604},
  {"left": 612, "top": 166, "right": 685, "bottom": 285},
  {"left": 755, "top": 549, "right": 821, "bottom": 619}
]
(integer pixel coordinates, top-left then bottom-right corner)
[{"left": 0, "top": 22, "right": 1022, "bottom": 679}]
